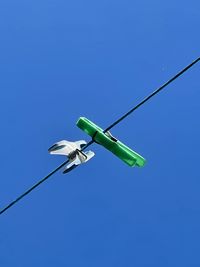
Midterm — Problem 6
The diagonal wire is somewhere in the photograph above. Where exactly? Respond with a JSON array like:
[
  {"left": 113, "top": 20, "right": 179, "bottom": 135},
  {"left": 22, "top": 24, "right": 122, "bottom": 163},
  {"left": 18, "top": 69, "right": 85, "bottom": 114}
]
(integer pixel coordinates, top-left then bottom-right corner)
[
  {"left": 0, "top": 160, "right": 69, "bottom": 215},
  {"left": 0, "top": 140, "right": 95, "bottom": 215},
  {"left": 0, "top": 57, "right": 199, "bottom": 216},
  {"left": 104, "top": 57, "right": 200, "bottom": 132}
]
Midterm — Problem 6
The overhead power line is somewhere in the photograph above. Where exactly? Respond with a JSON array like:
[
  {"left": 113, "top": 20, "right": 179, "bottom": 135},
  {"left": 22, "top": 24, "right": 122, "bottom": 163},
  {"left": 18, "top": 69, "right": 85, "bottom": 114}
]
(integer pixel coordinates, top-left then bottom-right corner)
[{"left": 0, "top": 57, "right": 199, "bottom": 216}]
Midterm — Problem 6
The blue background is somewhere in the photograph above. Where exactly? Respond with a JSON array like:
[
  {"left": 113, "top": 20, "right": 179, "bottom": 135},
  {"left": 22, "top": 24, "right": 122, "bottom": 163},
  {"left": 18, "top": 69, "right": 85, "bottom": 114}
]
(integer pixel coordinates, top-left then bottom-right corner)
[{"left": 0, "top": 0, "right": 199, "bottom": 266}]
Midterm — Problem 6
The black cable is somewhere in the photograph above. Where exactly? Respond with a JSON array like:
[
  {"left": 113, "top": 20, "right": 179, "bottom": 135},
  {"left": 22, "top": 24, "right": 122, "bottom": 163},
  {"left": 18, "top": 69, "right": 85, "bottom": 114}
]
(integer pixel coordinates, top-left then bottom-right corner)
[
  {"left": 104, "top": 57, "right": 200, "bottom": 132},
  {"left": 0, "top": 140, "right": 95, "bottom": 215},
  {"left": 0, "top": 57, "right": 199, "bottom": 216},
  {"left": 0, "top": 160, "right": 69, "bottom": 215}
]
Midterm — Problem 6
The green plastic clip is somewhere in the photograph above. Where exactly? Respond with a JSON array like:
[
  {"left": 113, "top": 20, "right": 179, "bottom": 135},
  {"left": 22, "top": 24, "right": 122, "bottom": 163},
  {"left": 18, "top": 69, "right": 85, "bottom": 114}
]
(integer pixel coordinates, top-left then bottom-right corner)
[{"left": 76, "top": 117, "right": 146, "bottom": 167}]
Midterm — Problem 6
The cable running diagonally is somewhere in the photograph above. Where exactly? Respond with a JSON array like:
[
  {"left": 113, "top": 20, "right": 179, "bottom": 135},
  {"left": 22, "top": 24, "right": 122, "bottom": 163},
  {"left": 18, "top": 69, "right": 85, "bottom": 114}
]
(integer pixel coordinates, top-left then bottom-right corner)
[
  {"left": 104, "top": 57, "right": 200, "bottom": 132},
  {"left": 0, "top": 57, "right": 199, "bottom": 216},
  {"left": 0, "top": 160, "right": 69, "bottom": 215}
]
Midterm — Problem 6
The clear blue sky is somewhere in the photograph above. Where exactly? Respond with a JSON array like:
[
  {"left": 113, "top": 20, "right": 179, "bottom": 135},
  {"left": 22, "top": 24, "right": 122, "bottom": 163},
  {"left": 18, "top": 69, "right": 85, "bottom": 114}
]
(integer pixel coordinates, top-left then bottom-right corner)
[{"left": 0, "top": 0, "right": 199, "bottom": 266}]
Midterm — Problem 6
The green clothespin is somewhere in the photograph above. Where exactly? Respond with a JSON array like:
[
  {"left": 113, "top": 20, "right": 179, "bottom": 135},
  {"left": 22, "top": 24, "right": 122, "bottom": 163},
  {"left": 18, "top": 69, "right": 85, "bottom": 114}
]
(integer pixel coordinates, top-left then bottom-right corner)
[{"left": 77, "top": 117, "right": 146, "bottom": 167}]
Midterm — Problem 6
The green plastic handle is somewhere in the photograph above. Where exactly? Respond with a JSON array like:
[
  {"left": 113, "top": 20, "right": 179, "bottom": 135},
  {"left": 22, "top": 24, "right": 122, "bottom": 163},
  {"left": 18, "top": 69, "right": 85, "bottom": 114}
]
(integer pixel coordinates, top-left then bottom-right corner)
[{"left": 76, "top": 117, "right": 146, "bottom": 167}]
